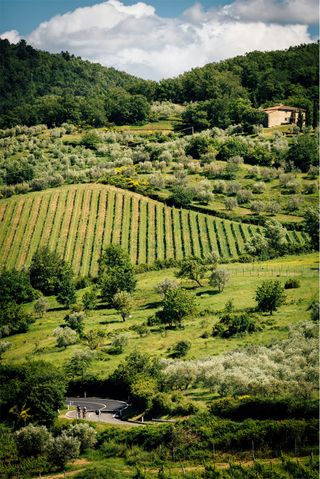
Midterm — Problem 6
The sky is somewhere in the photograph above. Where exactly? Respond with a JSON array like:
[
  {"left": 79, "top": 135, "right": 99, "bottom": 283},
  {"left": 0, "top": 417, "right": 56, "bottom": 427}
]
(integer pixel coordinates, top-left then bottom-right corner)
[{"left": 0, "top": 0, "right": 318, "bottom": 80}]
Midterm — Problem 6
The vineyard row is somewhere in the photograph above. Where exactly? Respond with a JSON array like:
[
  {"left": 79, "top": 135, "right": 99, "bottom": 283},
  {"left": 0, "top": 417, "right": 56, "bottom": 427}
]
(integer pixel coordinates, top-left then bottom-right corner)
[{"left": 0, "top": 185, "right": 307, "bottom": 277}]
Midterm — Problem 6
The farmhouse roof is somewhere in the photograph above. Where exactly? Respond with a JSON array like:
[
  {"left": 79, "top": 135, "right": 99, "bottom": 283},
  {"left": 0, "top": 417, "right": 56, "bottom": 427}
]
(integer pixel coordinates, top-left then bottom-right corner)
[{"left": 263, "top": 104, "right": 305, "bottom": 112}]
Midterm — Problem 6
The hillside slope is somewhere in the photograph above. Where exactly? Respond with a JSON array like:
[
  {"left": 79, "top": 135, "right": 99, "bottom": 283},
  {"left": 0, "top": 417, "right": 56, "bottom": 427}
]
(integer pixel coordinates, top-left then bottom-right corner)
[
  {"left": 0, "top": 184, "right": 307, "bottom": 276},
  {"left": 0, "top": 40, "right": 318, "bottom": 128},
  {"left": 0, "top": 39, "right": 155, "bottom": 128}
]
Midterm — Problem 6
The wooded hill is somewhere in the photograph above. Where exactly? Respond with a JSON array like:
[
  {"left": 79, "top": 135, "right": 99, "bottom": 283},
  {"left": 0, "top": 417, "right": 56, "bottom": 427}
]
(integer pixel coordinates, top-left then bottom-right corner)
[{"left": 0, "top": 39, "right": 318, "bottom": 128}]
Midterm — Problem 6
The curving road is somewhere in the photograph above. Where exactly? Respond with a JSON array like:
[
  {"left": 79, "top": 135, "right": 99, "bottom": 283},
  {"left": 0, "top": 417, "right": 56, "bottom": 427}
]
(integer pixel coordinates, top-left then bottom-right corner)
[{"left": 65, "top": 397, "right": 142, "bottom": 426}]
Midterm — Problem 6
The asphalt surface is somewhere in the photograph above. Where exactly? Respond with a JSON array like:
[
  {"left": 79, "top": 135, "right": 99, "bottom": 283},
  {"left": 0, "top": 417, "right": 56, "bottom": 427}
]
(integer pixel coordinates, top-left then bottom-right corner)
[
  {"left": 65, "top": 396, "right": 142, "bottom": 426},
  {"left": 66, "top": 396, "right": 126, "bottom": 412}
]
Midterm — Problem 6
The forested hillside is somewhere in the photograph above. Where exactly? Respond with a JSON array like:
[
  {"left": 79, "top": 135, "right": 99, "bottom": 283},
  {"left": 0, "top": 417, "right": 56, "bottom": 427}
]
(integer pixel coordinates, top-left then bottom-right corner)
[
  {"left": 0, "top": 39, "right": 155, "bottom": 128},
  {"left": 0, "top": 39, "right": 318, "bottom": 129}
]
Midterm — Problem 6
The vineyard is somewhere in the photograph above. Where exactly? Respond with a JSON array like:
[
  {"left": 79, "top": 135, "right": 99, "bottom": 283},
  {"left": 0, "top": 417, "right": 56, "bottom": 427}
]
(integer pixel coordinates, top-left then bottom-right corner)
[{"left": 0, "top": 184, "right": 308, "bottom": 277}]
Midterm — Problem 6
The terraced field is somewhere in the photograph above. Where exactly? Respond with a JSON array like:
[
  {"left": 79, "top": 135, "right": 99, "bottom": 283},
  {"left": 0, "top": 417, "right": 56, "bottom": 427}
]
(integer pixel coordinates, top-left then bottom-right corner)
[{"left": 0, "top": 184, "right": 308, "bottom": 276}]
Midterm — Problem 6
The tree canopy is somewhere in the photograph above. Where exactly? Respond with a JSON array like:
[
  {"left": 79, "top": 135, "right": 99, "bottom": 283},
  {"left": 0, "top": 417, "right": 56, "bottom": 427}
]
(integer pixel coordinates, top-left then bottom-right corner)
[
  {"left": 0, "top": 39, "right": 318, "bottom": 129},
  {"left": 0, "top": 361, "right": 66, "bottom": 425}
]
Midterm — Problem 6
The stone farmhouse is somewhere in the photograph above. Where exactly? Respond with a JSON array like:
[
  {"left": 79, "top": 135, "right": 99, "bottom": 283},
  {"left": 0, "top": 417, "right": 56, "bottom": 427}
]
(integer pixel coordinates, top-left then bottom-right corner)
[{"left": 262, "top": 105, "right": 305, "bottom": 128}]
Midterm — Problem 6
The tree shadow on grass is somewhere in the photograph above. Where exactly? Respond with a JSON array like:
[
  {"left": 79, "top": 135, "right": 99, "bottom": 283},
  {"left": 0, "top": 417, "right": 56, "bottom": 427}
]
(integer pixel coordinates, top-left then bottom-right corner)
[
  {"left": 48, "top": 306, "right": 67, "bottom": 312},
  {"left": 99, "top": 319, "right": 122, "bottom": 325},
  {"left": 94, "top": 303, "right": 110, "bottom": 311},
  {"left": 196, "top": 290, "right": 220, "bottom": 297},
  {"left": 142, "top": 300, "right": 161, "bottom": 310}
]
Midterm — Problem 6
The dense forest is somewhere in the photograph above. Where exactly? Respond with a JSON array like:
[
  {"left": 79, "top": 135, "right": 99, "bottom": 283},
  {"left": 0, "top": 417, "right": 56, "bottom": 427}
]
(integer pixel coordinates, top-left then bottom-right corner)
[{"left": 0, "top": 39, "right": 318, "bottom": 129}]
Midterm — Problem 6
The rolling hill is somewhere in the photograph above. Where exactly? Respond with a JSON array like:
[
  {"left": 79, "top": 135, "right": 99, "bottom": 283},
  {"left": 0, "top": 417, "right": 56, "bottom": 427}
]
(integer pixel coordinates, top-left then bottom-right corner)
[{"left": 0, "top": 183, "right": 307, "bottom": 276}]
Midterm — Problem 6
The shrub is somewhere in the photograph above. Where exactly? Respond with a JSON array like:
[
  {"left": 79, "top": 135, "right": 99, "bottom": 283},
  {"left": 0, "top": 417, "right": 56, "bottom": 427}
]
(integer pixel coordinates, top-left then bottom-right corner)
[
  {"left": 108, "top": 334, "right": 129, "bottom": 355},
  {"left": 308, "top": 299, "right": 319, "bottom": 322},
  {"left": 284, "top": 278, "right": 300, "bottom": 289},
  {"left": 0, "top": 302, "right": 35, "bottom": 337},
  {"left": 64, "top": 312, "right": 85, "bottom": 336},
  {"left": 15, "top": 424, "right": 52, "bottom": 457},
  {"left": 53, "top": 326, "right": 78, "bottom": 348},
  {"left": 212, "top": 313, "right": 260, "bottom": 338},
  {"left": 65, "top": 423, "right": 97, "bottom": 452},
  {"left": 224, "top": 197, "right": 238, "bottom": 211},
  {"left": 48, "top": 432, "right": 80, "bottom": 469},
  {"left": 252, "top": 181, "right": 266, "bottom": 194},
  {"left": 170, "top": 340, "right": 191, "bottom": 358},
  {"left": 169, "top": 185, "right": 194, "bottom": 207},
  {"left": 209, "top": 396, "right": 319, "bottom": 421},
  {"left": 236, "top": 189, "right": 252, "bottom": 204},
  {"left": 64, "top": 349, "right": 94, "bottom": 378}
]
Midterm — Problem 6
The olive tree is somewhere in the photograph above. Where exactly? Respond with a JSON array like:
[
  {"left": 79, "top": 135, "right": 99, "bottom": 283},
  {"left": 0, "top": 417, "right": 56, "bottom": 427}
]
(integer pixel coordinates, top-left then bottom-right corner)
[
  {"left": 113, "top": 291, "right": 133, "bottom": 322},
  {"left": 209, "top": 269, "right": 230, "bottom": 292}
]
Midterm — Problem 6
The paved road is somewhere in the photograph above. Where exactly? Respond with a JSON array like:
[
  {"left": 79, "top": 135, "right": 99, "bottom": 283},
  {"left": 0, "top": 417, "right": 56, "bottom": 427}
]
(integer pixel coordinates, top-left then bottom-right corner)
[
  {"left": 65, "top": 409, "right": 141, "bottom": 426},
  {"left": 66, "top": 396, "right": 126, "bottom": 412},
  {"left": 65, "top": 396, "right": 142, "bottom": 426}
]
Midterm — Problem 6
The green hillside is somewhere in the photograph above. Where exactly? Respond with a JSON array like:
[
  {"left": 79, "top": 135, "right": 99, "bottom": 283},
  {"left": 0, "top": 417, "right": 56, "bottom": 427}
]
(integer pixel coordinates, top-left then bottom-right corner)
[
  {"left": 0, "top": 40, "right": 318, "bottom": 129},
  {"left": 0, "top": 183, "right": 307, "bottom": 276}
]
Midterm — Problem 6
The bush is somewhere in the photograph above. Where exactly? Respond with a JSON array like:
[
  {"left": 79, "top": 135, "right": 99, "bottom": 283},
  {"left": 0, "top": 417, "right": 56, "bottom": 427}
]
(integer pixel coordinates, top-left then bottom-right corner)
[
  {"left": 284, "top": 278, "right": 300, "bottom": 289},
  {"left": 15, "top": 424, "right": 52, "bottom": 457},
  {"left": 64, "top": 311, "right": 85, "bottom": 336},
  {"left": 0, "top": 302, "right": 35, "bottom": 337},
  {"left": 169, "top": 185, "right": 194, "bottom": 207},
  {"left": 209, "top": 396, "right": 319, "bottom": 421},
  {"left": 308, "top": 299, "right": 319, "bottom": 322},
  {"left": 170, "top": 340, "right": 191, "bottom": 358},
  {"left": 108, "top": 334, "right": 129, "bottom": 355},
  {"left": 65, "top": 423, "right": 97, "bottom": 452},
  {"left": 100, "top": 440, "right": 126, "bottom": 458},
  {"left": 212, "top": 312, "right": 260, "bottom": 338},
  {"left": 48, "top": 432, "right": 80, "bottom": 469},
  {"left": 53, "top": 326, "right": 78, "bottom": 348}
]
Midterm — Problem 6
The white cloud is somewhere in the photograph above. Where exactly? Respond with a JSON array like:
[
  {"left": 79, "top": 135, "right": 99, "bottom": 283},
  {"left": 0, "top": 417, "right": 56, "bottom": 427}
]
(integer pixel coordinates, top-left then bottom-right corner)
[
  {"left": 0, "top": 0, "right": 316, "bottom": 80},
  {"left": 222, "top": 0, "right": 318, "bottom": 25},
  {"left": 0, "top": 30, "right": 21, "bottom": 44}
]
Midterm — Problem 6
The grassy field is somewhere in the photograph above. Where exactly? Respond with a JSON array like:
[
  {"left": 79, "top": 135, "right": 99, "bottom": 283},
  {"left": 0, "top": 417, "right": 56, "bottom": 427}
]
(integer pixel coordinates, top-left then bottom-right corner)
[
  {"left": 0, "top": 184, "right": 307, "bottom": 276},
  {"left": 3, "top": 253, "right": 318, "bottom": 377}
]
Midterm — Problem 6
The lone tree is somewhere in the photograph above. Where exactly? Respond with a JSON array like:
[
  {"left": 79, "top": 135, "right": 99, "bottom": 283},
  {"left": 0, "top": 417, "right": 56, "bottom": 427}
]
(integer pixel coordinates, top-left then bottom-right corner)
[
  {"left": 113, "top": 291, "right": 133, "bottom": 321},
  {"left": 176, "top": 257, "right": 206, "bottom": 287},
  {"left": 210, "top": 269, "right": 230, "bottom": 292},
  {"left": 34, "top": 296, "right": 49, "bottom": 317},
  {"left": 98, "top": 245, "right": 136, "bottom": 304},
  {"left": 156, "top": 288, "right": 197, "bottom": 328},
  {"left": 255, "top": 280, "right": 286, "bottom": 315}
]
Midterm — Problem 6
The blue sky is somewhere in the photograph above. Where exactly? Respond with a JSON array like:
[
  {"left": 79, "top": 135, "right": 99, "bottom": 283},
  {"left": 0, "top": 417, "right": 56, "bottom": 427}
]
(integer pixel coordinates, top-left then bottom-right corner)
[{"left": 0, "top": 0, "right": 318, "bottom": 80}]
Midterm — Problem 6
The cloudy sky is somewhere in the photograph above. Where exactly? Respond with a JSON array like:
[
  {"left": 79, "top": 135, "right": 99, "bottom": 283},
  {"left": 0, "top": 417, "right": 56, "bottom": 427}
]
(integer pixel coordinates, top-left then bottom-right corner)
[{"left": 0, "top": 0, "right": 318, "bottom": 80}]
